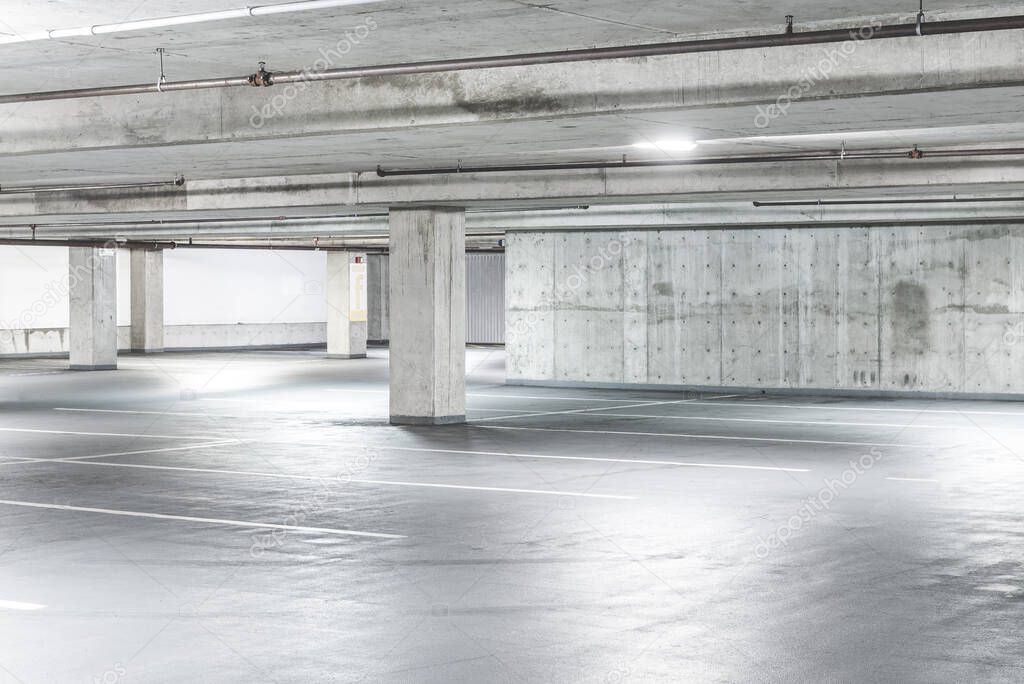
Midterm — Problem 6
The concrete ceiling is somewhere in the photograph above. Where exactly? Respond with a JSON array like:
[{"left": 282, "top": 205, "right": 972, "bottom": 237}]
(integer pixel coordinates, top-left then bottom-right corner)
[
  {"left": 3, "top": 0, "right": 1024, "bottom": 236},
  {"left": 1, "top": 0, "right": 1017, "bottom": 93}
]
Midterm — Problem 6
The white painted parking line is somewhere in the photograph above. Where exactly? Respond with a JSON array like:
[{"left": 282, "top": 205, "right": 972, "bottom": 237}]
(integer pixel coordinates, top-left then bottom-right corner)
[
  {"left": 58, "top": 406, "right": 423, "bottom": 417},
  {"left": 61, "top": 440, "right": 242, "bottom": 462},
  {"left": 0, "top": 499, "right": 405, "bottom": 539},
  {"left": 472, "top": 393, "right": 742, "bottom": 403},
  {"left": 378, "top": 446, "right": 810, "bottom": 473},
  {"left": 50, "top": 460, "right": 636, "bottom": 500},
  {"left": 325, "top": 388, "right": 741, "bottom": 403},
  {"left": 478, "top": 425, "right": 924, "bottom": 448},
  {"left": 885, "top": 477, "right": 940, "bottom": 483},
  {"left": 0, "top": 458, "right": 37, "bottom": 467},
  {"left": 0, "top": 427, "right": 226, "bottom": 441},
  {"left": 0, "top": 600, "right": 46, "bottom": 611},
  {"left": 581, "top": 412, "right": 1024, "bottom": 431},
  {"left": 55, "top": 408, "right": 219, "bottom": 417},
  {"left": 474, "top": 398, "right": 726, "bottom": 422},
  {"left": 466, "top": 393, "right": 653, "bottom": 403},
  {"left": 200, "top": 397, "right": 270, "bottom": 403},
  {"left": 679, "top": 400, "right": 1024, "bottom": 417}
]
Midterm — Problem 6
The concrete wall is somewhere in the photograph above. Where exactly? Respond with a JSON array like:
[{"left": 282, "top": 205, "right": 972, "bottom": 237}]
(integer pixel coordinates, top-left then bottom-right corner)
[
  {"left": 506, "top": 226, "right": 1024, "bottom": 396},
  {"left": 368, "top": 253, "right": 506, "bottom": 345},
  {"left": 368, "top": 254, "right": 390, "bottom": 343}
]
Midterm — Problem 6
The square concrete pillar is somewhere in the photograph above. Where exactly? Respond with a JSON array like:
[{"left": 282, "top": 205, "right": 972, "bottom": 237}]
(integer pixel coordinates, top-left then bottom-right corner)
[
  {"left": 327, "top": 251, "right": 369, "bottom": 359},
  {"left": 130, "top": 248, "right": 164, "bottom": 353},
  {"left": 388, "top": 207, "right": 466, "bottom": 425},
  {"left": 68, "top": 246, "right": 118, "bottom": 371}
]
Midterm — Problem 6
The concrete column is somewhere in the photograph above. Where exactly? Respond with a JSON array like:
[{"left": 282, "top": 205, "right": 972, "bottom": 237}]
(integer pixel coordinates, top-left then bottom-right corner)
[
  {"left": 388, "top": 207, "right": 466, "bottom": 425},
  {"left": 130, "top": 248, "right": 164, "bottom": 353},
  {"left": 68, "top": 246, "right": 118, "bottom": 370},
  {"left": 326, "top": 251, "right": 368, "bottom": 359}
]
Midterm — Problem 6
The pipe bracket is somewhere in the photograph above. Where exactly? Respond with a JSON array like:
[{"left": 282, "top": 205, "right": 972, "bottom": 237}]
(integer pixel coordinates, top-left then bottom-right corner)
[{"left": 248, "top": 62, "right": 274, "bottom": 87}]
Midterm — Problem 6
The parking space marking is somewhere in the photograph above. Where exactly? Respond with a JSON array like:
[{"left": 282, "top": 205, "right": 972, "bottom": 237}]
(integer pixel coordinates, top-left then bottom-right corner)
[
  {"left": 0, "top": 427, "right": 226, "bottom": 441},
  {"left": 676, "top": 400, "right": 1024, "bottom": 417},
  {"left": 377, "top": 446, "right": 810, "bottom": 472},
  {"left": 478, "top": 425, "right": 925, "bottom": 448},
  {"left": 49, "top": 459, "right": 636, "bottom": 500},
  {"left": 60, "top": 440, "right": 242, "bottom": 462},
  {"left": 0, "top": 499, "right": 405, "bottom": 539},
  {"left": 473, "top": 397, "right": 737, "bottom": 422},
  {"left": 580, "top": 412, "right": 1024, "bottom": 431},
  {"left": 55, "top": 408, "right": 219, "bottom": 417}
]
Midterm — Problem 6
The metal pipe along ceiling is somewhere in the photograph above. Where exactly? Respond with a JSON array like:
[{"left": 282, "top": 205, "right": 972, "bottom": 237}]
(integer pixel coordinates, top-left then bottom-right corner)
[
  {"left": 754, "top": 196, "right": 1024, "bottom": 207},
  {"left": 0, "top": 178, "right": 185, "bottom": 194},
  {"left": 374, "top": 147, "right": 1024, "bottom": 177},
  {"left": 0, "top": 237, "right": 358, "bottom": 251},
  {"left": 0, "top": 237, "right": 503, "bottom": 252},
  {"left": 3, "top": 14, "right": 1024, "bottom": 103}
]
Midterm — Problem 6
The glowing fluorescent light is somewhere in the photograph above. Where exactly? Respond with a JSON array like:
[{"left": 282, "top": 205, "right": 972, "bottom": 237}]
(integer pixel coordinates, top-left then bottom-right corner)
[
  {"left": 633, "top": 139, "right": 699, "bottom": 153},
  {"left": 0, "top": 599, "right": 46, "bottom": 611},
  {"left": 1, "top": 0, "right": 385, "bottom": 45},
  {"left": 92, "top": 9, "right": 252, "bottom": 34},
  {"left": 0, "top": 31, "right": 50, "bottom": 45},
  {"left": 48, "top": 27, "right": 96, "bottom": 39},
  {"left": 251, "top": 0, "right": 382, "bottom": 16}
]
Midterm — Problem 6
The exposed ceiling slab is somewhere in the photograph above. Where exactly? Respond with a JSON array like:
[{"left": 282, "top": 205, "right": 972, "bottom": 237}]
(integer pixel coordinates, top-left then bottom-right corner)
[
  {"left": 3, "top": 1, "right": 1024, "bottom": 237},
  {"left": 1, "top": 1, "right": 1013, "bottom": 93}
]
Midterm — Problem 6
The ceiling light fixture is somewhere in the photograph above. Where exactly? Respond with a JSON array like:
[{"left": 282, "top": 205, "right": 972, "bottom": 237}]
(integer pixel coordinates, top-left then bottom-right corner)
[
  {"left": 0, "top": 0, "right": 385, "bottom": 45},
  {"left": 632, "top": 139, "right": 699, "bottom": 153}
]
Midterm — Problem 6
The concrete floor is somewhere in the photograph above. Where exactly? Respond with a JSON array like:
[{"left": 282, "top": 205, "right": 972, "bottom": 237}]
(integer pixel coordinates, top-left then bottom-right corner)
[{"left": 1, "top": 348, "right": 1023, "bottom": 683}]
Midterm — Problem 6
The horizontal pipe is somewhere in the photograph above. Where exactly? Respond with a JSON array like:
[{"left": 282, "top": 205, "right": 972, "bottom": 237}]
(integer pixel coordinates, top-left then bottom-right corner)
[
  {"left": 172, "top": 242, "right": 343, "bottom": 251},
  {"left": 375, "top": 147, "right": 1024, "bottom": 177},
  {"left": 0, "top": 237, "right": 362, "bottom": 251},
  {"left": 503, "top": 216, "right": 1024, "bottom": 233},
  {"left": 3, "top": 15, "right": 1024, "bottom": 104},
  {"left": 16, "top": 212, "right": 388, "bottom": 229},
  {"left": 0, "top": 238, "right": 176, "bottom": 249},
  {"left": 0, "top": 235, "right": 505, "bottom": 250},
  {"left": 376, "top": 151, "right": 902, "bottom": 176},
  {"left": 0, "top": 205, "right": 585, "bottom": 230},
  {"left": 754, "top": 196, "right": 1024, "bottom": 207},
  {"left": 0, "top": 178, "right": 185, "bottom": 194}
]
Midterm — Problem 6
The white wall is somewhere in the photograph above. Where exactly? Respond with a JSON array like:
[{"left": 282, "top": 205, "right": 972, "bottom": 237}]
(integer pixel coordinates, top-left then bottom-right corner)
[
  {"left": 0, "top": 246, "right": 131, "bottom": 330},
  {"left": 163, "top": 249, "right": 326, "bottom": 325},
  {"left": 0, "top": 246, "right": 327, "bottom": 355}
]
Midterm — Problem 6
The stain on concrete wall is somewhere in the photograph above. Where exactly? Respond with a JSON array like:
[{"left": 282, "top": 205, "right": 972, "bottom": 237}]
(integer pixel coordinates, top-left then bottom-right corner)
[{"left": 890, "top": 281, "right": 931, "bottom": 356}]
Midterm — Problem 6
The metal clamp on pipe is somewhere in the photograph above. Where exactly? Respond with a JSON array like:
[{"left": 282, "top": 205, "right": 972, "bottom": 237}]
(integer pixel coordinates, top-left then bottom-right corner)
[{"left": 247, "top": 62, "right": 274, "bottom": 87}]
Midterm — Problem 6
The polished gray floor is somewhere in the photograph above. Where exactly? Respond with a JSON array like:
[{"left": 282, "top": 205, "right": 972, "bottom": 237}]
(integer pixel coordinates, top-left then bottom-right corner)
[{"left": 1, "top": 348, "right": 1023, "bottom": 683}]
